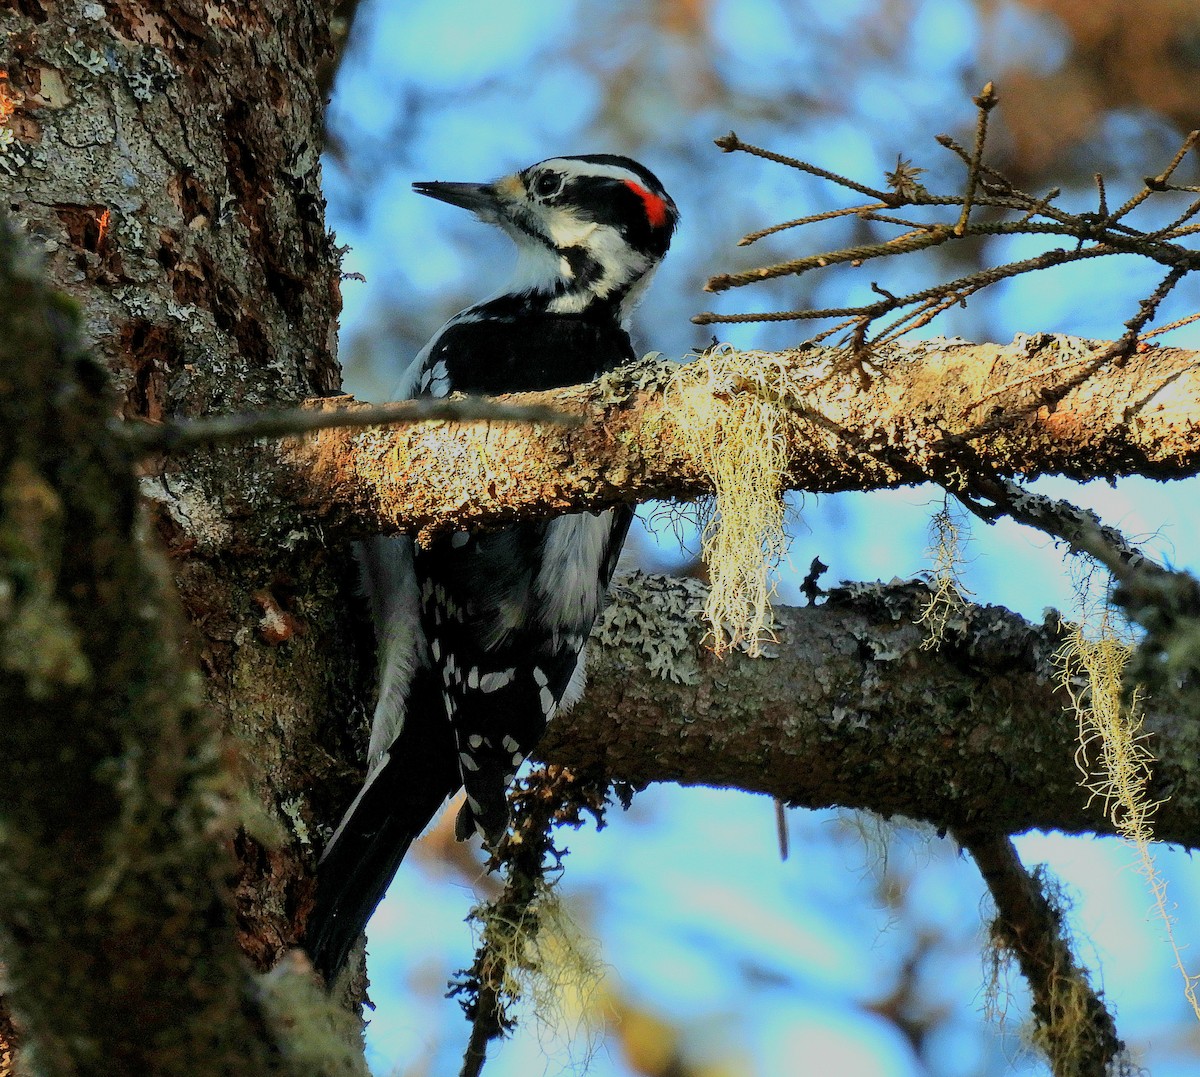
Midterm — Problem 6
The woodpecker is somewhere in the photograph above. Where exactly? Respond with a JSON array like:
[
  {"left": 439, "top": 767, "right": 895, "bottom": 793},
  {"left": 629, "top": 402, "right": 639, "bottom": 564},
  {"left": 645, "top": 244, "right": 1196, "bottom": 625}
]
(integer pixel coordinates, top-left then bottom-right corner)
[{"left": 307, "top": 155, "right": 678, "bottom": 979}]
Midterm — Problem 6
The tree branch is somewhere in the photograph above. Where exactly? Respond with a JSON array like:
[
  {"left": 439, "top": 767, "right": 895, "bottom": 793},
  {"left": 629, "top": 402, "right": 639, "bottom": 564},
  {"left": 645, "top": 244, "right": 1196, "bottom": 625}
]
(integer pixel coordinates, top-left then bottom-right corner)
[
  {"left": 257, "top": 336, "right": 1200, "bottom": 545},
  {"left": 958, "top": 832, "right": 1125, "bottom": 1077},
  {"left": 536, "top": 575, "right": 1200, "bottom": 851}
]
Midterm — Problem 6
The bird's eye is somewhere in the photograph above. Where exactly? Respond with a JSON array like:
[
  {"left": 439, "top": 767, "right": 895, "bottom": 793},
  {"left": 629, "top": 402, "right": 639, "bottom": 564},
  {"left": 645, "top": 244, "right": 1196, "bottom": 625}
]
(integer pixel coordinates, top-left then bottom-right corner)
[{"left": 531, "top": 172, "right": 563, "bottom": 199}]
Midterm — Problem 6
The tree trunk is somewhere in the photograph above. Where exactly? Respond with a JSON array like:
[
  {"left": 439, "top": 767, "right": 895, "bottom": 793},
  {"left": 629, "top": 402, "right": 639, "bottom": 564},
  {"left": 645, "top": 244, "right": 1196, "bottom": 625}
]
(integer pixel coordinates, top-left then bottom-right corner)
[{"left": 1, "top": 0, "right": 378, "bottom": 1067}]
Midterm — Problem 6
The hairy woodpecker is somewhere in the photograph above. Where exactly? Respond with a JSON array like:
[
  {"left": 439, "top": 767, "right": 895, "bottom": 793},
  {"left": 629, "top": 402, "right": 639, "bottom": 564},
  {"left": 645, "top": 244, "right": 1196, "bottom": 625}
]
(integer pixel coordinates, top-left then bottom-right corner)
[{"left": 307, "top": 155, "right": 678, "bottom": 979}]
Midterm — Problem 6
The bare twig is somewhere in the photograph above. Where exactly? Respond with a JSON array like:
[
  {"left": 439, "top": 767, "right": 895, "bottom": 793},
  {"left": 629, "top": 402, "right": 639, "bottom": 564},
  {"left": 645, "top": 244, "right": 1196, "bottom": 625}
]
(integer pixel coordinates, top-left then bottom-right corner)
[
  {"left": 1093, "top": 173, "right": 1108, "bottom": 220},
  {"left": 738, "top": 203, "right": 888, "bottom": 246},
  {"left": 1105, "top": 131, "right": 1199, "bottom": 224},
  {"left": 1143, "top": 309, "right": 1200, "bottom": 339},
  {"left": 696, "top": 244, "right": 1116, "bottom": 325},
  {"left": 697, "top": 97, "right": 1200, "bottom": 355},
  {"left": 954, "top": 82, "right": 997, "bottom": 236},
  {"left": 715, "top": 131, "right": 891, "bottom": 202},
  {"left": 1147, "top": 196, "right": 1200, "bottom": 239},
  {"left": 1094, "top": 263, "right": 1189, "bottom": 365},
  {"left": 117, "top": 396, "right": 579, "bottom": 454}
]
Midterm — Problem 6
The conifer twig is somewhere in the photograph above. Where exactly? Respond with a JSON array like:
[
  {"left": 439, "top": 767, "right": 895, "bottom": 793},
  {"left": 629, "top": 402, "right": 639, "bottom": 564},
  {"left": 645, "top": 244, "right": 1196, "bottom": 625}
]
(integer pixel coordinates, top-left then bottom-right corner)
[{"left": 697, "top": 92, "right": 1200, "bottom": 367}]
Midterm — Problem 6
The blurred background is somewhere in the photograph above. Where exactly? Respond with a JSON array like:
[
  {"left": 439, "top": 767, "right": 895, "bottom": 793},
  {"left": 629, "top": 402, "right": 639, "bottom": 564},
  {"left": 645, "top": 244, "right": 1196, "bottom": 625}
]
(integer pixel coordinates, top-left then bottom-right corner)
[{"left": 322, "top": 1, "right": 1200, "bottom": 1073}]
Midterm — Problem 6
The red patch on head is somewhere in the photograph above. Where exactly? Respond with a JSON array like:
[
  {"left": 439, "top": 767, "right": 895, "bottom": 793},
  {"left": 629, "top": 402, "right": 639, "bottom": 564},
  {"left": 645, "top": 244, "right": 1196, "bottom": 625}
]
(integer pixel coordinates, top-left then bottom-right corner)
[{"left": 624, "top": 179, "right": 669, "bottom": 229}]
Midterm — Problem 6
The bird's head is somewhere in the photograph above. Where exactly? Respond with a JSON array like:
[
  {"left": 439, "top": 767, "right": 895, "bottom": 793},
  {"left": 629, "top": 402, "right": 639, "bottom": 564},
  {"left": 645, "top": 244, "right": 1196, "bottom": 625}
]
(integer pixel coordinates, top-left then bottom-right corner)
[{"left": 414, "top": 154, "right": 678, "bottom": 318}]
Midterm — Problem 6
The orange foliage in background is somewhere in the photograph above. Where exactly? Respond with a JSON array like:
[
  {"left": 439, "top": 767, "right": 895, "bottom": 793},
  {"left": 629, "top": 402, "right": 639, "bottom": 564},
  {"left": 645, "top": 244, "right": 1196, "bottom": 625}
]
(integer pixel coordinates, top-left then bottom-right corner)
[{"left": 997, "top": 0, "right": 1200, "bottom": 177}]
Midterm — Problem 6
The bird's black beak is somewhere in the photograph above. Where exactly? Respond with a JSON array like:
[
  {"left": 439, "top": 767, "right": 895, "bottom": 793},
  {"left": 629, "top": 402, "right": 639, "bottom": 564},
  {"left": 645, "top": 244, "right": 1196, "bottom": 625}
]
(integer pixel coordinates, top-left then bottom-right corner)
[{"left": 412, "top": 181, "right": 502, "bottom": 217}]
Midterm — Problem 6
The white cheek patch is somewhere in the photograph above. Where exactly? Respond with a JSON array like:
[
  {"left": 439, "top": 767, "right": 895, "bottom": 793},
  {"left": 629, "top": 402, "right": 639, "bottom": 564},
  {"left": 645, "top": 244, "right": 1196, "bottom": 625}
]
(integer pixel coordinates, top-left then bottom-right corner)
[{"left": 545, "top": 208, "right": 599, "bottom": 249}]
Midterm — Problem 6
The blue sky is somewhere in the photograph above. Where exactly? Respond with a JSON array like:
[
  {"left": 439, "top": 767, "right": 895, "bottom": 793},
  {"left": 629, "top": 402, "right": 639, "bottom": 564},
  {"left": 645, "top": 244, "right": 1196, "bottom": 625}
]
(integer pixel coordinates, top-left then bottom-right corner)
[{"left": 324, "top": 2, "right": 1200, "bottom": 1073}]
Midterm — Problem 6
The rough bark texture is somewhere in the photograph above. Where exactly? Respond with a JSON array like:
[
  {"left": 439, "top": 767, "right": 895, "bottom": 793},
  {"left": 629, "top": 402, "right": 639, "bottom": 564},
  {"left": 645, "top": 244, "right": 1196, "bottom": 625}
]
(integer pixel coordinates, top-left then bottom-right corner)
[
  {"left": 3, "top": 0, "right": 1200, "bottom": 1072},
  {"left": 0, "top": 218, "right": 337, "bottom": 1076},
  {"left": 0, "top": 0, "right": 379, "bottom": 1068},
  {"left": 541, "top": 575, "right": 1200, "bottom": 850},
  {"left": 0, "top": 0, "right": 369, "bottom": 988},
  {"left": 0, "top": 996, "right": 16, "bottom": 1077},
  {"left": 275, "top": 337, "right": 1200, "bottom": 541}
]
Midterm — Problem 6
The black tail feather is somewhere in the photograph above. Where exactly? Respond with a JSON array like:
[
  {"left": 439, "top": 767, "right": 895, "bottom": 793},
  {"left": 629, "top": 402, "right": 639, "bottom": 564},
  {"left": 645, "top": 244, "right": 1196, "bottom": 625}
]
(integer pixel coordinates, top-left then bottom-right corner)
[{"left": 306, "top": 679, "right": 459, "bottom": 982}]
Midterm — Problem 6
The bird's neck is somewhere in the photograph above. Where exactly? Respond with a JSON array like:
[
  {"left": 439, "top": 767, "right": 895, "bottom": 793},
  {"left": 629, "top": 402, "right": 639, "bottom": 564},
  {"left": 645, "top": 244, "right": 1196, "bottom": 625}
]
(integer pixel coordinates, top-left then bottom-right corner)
[{"left": 504, "top": 239, "right": 656, "bottom": 324}]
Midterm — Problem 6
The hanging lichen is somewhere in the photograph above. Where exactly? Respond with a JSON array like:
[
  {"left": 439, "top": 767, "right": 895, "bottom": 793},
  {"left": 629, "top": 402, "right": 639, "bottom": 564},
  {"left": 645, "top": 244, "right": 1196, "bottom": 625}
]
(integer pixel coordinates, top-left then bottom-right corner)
[
  {"left": 665, "top": 345, "right": 796, "bottom": 655},
  {"left": 1057, "top": 611, "right": 1200, "bottom": 1021},
  {"left": 450, "top": 769, "right": 613, "bottom": 1076},
  {"left": 916, "top": 495, "right": 974, "bottom": 648}
]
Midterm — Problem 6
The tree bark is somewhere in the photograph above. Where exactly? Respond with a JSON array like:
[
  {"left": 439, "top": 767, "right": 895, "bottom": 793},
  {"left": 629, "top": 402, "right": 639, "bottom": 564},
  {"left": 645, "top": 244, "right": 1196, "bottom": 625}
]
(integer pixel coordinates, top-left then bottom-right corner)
[
  {"left": 544, "top": 574, "right": 1200, "bottom": 851},
  {"left": 0, "top": 0, "right": 367, "bottom": 979},
  {"left": 0, "top": 217, "right": 371, "bottom": 1075},
  {"left": 0, "top": 0, "right": 374, "bottom": 1070}
]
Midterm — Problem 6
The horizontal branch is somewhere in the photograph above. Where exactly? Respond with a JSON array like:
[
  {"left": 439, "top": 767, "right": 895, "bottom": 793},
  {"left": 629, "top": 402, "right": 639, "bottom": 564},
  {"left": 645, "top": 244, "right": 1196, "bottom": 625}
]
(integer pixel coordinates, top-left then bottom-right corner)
[
  {"left": 538, "top": 575, "right": 1200, "bottom": 850},
  {"left": 269, "top": 336, "right": 1200, "bottom": 544}
]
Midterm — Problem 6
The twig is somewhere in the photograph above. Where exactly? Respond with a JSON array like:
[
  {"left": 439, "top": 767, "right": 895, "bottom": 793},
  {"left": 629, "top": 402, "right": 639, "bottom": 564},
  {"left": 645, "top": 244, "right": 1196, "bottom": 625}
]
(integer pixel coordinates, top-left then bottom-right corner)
[
  {"left": 739, "top": 203, "right": 888, "bottom": 246},
  {"left": 937, "top": 134, "right": 1143, "bottom": 238},
  {"left": 969, "top": 479, "right": 1147, "bottom": 579},
  {"left": 116, "top": 397, "right": 580, "bottom": 454},
  {"left": 1149, "top": 197, "right": 1200, "bottom": 240},
  {"left": 948, "top": 477, "right": 1200, "bottom": 709},
  {"left": 698, "top": 101, "right": 1200, "bottom": 351},
  {"left": 715, "top": 131, "right": 891, "bottom": 203},
  {"left": 451, "top": 768, "right": 610, "bottom": 1077},
  {"left": 1105, "top": 130, "right": 1199, "bottom": 224},
  {"left": 1142, "top": 308, "right": 1200, "bottom": 340},
  {"left": 957, "top": 830, "right": 1125, "bottom": 1076},
  {"left": 1093, "top": 263, "right": 1189, "bottom": 365},
  {"left": 1016, "top": 187, "right": 1062, "bottom": 226},
  {"left": 459, "top": 1013, "right": 495, "bottom": 1077},
  {"left": 774, "top": 799, "right": 789, "bottom": 860},
  {"left": 954, "top": 82, "right": 998, "bottom": 236},
  {"left": 872, "top": 285, "right": 979, "bottom": 346},
  {"left": 696, "top": 244, "right": 1115, "bottom": 324},
  {"left": 703, "top": 226, "right": 956, "bottom": 293}
]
